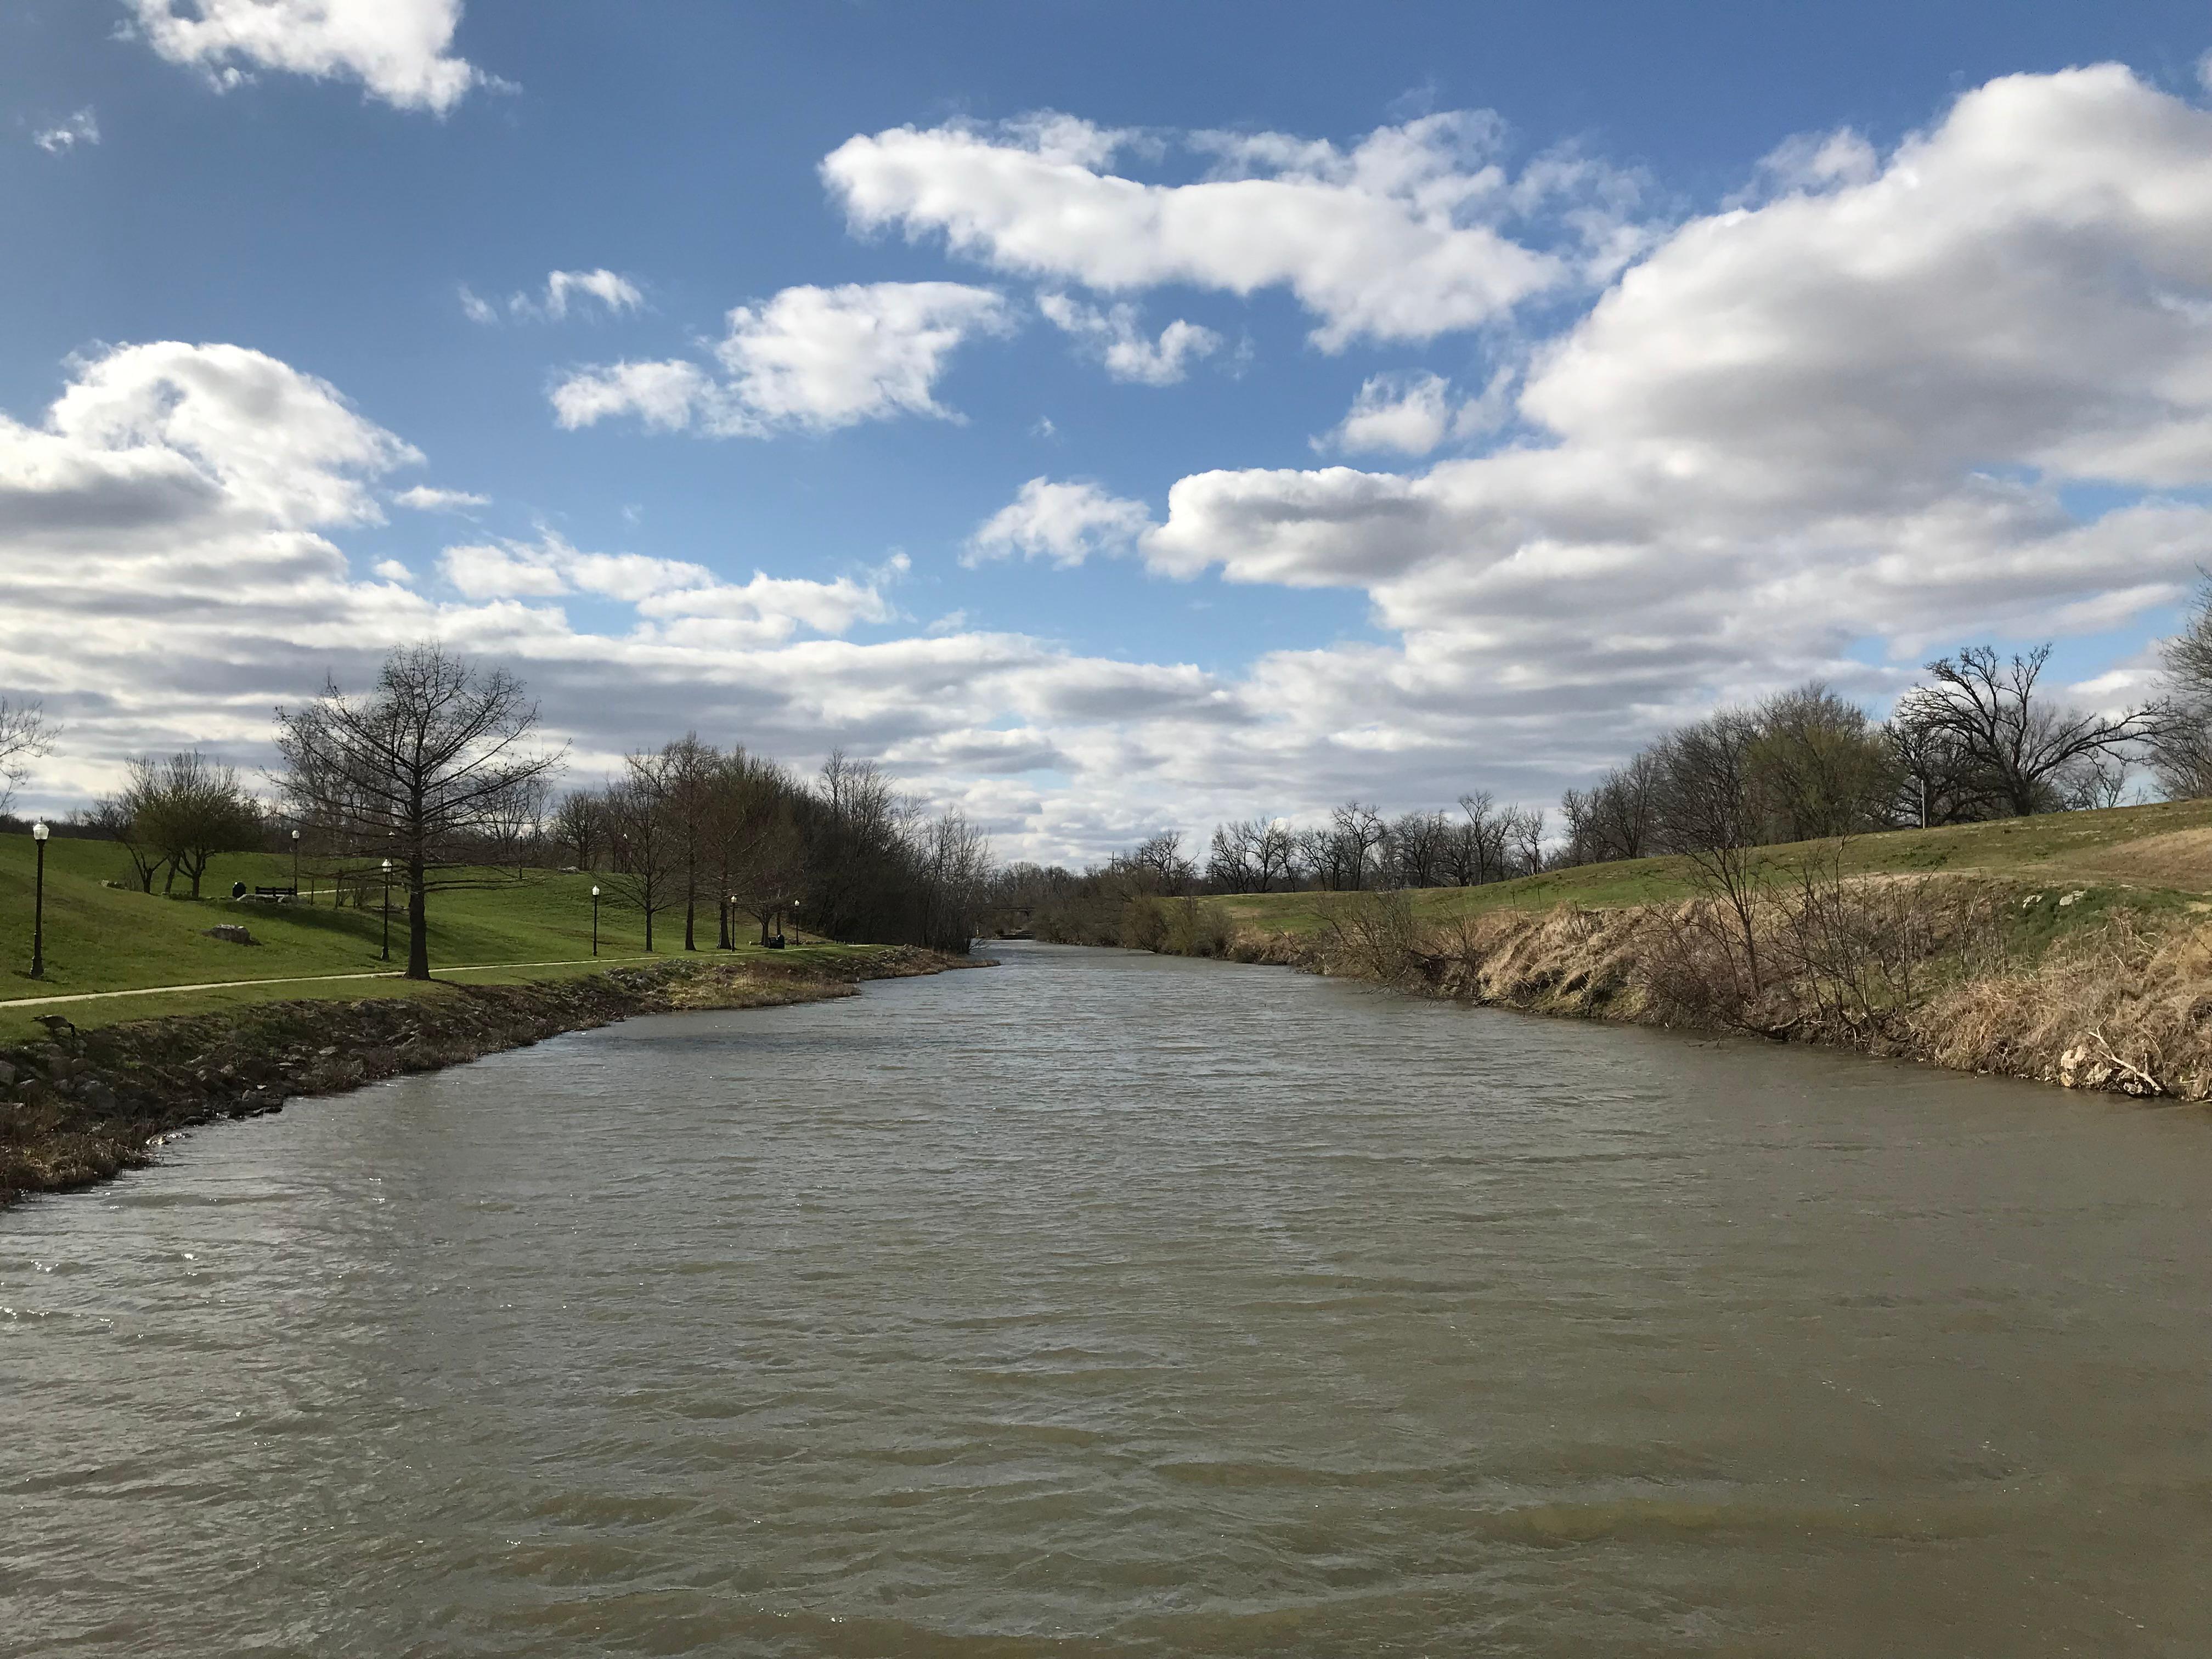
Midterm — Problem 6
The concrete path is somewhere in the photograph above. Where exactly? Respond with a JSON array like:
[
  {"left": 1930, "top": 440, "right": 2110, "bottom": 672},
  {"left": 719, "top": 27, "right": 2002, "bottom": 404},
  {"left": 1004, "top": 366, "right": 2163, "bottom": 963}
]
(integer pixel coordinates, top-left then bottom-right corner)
[{"left": 0, "top": 955, "right": 657, "bottom": 1012}]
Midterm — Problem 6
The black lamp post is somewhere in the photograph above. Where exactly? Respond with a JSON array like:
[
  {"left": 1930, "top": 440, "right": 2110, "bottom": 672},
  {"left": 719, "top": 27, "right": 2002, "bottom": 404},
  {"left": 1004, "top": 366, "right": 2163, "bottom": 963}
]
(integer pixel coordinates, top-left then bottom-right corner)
[
  {"left": 380, "top": 858, "right": 392, "bottom": 962},
  {"left": 29, "top": 820, "right": 48, "bottom": 979},
  {"left": 290, "top": 826, "right": 301, "bottom": 901},
  {"left": 591, "top": 885, "right": 601, "bottom": 957}
]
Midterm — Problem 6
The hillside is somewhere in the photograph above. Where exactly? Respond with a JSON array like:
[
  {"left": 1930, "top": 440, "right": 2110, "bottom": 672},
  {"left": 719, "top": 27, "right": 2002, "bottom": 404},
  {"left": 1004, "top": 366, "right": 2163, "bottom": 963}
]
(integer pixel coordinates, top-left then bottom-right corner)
[
  {"left": 1202, "top": 798, "right": 2212, "bottom": 938},
  {"left": 0, "top": 835, "right": 803, "bottom": 1039}
]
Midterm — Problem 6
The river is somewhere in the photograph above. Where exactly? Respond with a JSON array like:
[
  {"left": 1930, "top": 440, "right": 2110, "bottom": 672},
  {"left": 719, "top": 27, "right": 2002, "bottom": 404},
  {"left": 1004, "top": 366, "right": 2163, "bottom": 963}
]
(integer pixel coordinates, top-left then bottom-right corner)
[{"left": 4, "top": 942, "right": 2209, "bottom": 1655}]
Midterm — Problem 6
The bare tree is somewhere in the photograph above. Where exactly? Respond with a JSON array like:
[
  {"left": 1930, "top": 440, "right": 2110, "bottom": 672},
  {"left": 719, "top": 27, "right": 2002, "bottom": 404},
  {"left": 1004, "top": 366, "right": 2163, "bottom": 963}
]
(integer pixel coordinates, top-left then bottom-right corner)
[
  {"left": 126, "top": 751, "right": 263, "bottom": 897},
  {"left": 273, "top": 644, "right": 566, "bottom": 979},
  {"left": 1123, "top": 831, "right": 1197, "bottom": 896},
  {"left": 1386, "top": 809, "right": 1449, "bottom": 889},
  {"left": 89, "top": 790, "right": 167, "bottom": 892},
  {"left": 1656, "top": 713, "right": 1769, "bottom": 994},
  {"left": 1559, "top": 749, "right": 1663, "bottom": 864},
  {"left": 2153, "top": 577, "right": 2212, "bottom": 798},
  {"left": 654, "top": 733, "right": 723, "bottom": 951},
  {"left": 599, "top": 761, "right": 682, "bottom": 951},
  {"left": 713, "top": 747, "right": 804, "bottom": 946},
  {"left": 911, "top": 809, "right": 992, "bottom": 951},
  {"left": 1203, "top": 818, "right": 1297, "bottom": 894},
  {"left": 1450, "top": 792, "right": 1508, "bottom": 886},
  {"left": 1505, "top": 804, "right": 1547, "bottom": 876},
  {"left": 484, "top": 773, "right": 552, "bottom": 876},
  {"left": 0, "top": 698, "right": 55, "bottom": 816},
  {"left": 551, "top": 789, "right": 606, "bottom": 869},
  {"left": 1205, "top": 820, "right": 1262, "bottom": 893},
  {"left": 1329, "top": 802, "right": 1387, "bottom": 890},
  {"left": 1893, "top": 644, "right": 2163, "bottom": 818}
]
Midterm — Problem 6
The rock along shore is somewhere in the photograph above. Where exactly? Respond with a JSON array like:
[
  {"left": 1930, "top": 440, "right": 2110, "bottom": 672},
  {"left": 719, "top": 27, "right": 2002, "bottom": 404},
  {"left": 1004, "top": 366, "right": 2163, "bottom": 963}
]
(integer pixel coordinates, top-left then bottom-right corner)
[{"left": 0, "top": 948, "right": 981, "bottom": 1210}]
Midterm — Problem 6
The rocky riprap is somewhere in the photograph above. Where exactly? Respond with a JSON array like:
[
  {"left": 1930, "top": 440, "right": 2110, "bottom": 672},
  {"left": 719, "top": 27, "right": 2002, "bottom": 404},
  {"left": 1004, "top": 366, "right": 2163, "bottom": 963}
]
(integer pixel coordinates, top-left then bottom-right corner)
[{"left": 0, "top": 949, "right": 975, "bottom": 1208}]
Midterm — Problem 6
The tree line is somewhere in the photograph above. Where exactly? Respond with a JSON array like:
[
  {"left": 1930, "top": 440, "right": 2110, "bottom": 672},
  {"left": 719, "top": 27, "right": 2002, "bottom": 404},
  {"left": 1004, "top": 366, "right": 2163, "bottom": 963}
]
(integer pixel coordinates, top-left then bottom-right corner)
[
  {"left": 18, "top": 645, "right": 987, "bottom": 979},
  {"left": 1555, "top": 642, "right": 2177, "bottom": 867},
  {"left": 986, "top": 795, "right": 1554, "bottom": 944},
  {"left": 996, "top": 611, "right": 2212, "bottom": 943}
]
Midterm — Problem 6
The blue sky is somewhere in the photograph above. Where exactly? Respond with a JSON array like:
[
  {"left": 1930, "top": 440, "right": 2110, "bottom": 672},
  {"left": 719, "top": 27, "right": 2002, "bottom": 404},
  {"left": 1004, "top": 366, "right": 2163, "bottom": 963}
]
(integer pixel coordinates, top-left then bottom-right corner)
[{"left": 5, "top": 2, "right": 2212, "bottom": 860}]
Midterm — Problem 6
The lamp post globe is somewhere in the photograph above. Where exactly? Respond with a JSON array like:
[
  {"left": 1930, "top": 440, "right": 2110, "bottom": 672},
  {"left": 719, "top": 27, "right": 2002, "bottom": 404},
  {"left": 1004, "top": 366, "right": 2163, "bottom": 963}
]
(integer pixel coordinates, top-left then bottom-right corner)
[
  {"left": 590, "top": 885, "right": 601, "bottom": 957},
  {"left": 290, "top": 827, "right": 301, "bottom": 902},
  {"left": 380, "top": 858, "right": 393, "bottom": 962},
  {"left": 29, "top": 820, "right": 49, "bottom": 980}
]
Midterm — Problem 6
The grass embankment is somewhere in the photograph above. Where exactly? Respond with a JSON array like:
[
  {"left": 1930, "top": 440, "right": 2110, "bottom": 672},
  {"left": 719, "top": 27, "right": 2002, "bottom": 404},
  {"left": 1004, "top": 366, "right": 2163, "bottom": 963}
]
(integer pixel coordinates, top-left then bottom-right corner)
[
  {"left": 1207, "top": 797, "right": 2212, "bottom": 938},
  {"left": 0, "top": 835, "right": 742, "bottom": 1040},
  {"left": 1175, "top": 800, "right": 2212, "bottom": 1102}
]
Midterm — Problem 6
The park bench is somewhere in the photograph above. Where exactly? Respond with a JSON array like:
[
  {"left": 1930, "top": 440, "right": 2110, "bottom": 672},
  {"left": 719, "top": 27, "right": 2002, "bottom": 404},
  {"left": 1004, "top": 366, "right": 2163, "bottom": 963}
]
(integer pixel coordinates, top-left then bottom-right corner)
[{"left": 239, "top": 883, "right": 298, "bottom": 900}]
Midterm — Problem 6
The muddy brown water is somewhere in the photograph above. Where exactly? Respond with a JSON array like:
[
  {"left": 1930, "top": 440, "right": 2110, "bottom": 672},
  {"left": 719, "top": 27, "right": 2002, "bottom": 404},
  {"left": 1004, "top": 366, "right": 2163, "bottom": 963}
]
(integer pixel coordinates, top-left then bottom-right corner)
[{"left": 4, "top": 942, "right": 2210, "bottom": 1656}]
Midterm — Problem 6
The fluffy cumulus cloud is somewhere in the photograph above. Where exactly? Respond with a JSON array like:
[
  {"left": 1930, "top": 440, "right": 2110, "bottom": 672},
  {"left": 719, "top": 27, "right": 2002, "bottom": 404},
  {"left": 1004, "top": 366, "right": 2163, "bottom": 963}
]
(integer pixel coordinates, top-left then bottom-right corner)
[
  {"left": 552, "top": 281, "right": 1014, "bottom": 437},
  {"left": 9, "top": 66, "right": 2212, "bottom": 866},
  {"left": 438, "top": 532, "right": 902, "bottom": 647},
  {"left": 823, "top": 109, "right": 1646, "bottom": 348},
  {"left": 125, "top": 0, "right": 489, "bottom": 114},
  {"left": 32, "top": 109, "right": 99, "bottom": 154},
  {"left": 1312, "top": 368, "right": 1517, "bottom": 457},
  {"left": 1037, "top": 295, "right": 1221, "bottom": 385},
  {"left": 967, "top": 478, "right": 1154, "bottom": 567},
  {"left": 1134, "top": 65, "right": 2212, "bottom": 750},
  {"left": 0, "top": 340, "right": 1251, "bottom": 857}
]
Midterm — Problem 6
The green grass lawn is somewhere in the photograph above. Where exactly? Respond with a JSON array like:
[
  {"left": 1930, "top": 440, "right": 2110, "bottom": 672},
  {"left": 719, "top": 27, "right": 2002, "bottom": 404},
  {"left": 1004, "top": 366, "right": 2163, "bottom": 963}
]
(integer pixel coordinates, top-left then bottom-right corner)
[
  {"left": 1204, "top": 797, "right": 2212, "bottom": 938},
  {"left": 0, "top": 835, "right": 816, "bottom": 1037}
]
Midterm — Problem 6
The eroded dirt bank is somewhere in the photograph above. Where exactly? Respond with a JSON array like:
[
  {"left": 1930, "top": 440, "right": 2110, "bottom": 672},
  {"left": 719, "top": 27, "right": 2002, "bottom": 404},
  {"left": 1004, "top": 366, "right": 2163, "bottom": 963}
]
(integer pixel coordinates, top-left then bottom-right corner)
[
  {"left": 0, "top": 949, "right": 980, "bottom": 1209},
  {"left": 1104, "top": 881, "right": 2212, "bottom": 1105}
]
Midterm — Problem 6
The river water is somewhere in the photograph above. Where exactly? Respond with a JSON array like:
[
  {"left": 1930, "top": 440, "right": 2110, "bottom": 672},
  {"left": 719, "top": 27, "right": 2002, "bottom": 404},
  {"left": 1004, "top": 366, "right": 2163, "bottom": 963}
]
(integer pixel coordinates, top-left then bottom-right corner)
[{"left": 4, "top": 943, "right": 2210, "bottom": 1656}]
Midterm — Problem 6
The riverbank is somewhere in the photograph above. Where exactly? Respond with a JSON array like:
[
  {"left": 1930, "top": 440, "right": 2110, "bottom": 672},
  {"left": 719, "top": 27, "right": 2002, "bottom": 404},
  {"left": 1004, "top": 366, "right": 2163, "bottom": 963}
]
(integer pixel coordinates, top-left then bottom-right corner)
[
  {"left": 0, "top": 946, "right": 980, "bottom": 1209},
  {"left": 1106, "top": 865, "right": 2212, "bottom": 1104}
]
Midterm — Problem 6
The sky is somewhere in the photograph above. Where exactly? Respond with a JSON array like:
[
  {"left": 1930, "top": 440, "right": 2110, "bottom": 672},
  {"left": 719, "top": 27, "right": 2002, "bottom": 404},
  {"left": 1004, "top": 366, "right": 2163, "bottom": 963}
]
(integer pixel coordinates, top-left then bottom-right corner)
[{"left": 5, "top": 1, "right": 2212, "bottom": 863}]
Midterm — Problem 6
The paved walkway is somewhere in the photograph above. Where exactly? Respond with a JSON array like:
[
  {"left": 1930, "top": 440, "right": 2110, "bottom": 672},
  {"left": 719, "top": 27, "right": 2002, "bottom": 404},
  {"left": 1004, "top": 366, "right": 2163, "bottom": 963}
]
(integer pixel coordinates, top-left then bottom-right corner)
[{"left": 0, "top": 955, "right": 657, "bottom": 1012}]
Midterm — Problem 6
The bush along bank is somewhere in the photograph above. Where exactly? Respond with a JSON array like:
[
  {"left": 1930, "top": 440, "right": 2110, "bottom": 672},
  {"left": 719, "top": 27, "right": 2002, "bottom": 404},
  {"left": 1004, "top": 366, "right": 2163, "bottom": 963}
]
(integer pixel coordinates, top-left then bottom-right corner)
[
  {"left": 0, "top": 948, "right": 979, "bottom": 1209},
  {"left": 1117, "top": 867, "right": 2212, "bottom": 1104}
]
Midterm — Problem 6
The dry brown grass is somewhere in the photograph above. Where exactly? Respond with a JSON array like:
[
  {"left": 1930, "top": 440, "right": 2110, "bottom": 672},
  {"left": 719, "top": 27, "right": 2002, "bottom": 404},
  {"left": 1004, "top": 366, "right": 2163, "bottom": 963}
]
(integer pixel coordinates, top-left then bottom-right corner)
[
  {"left": 2040, "top": 826, "right": 2212, "bottom": 893},
  {"left": 1917, "top": 915, "right": 2212, "bottom": 1100},
  {"left": 1245, "top": 873, "right": 2212, "bottom": 1104}
]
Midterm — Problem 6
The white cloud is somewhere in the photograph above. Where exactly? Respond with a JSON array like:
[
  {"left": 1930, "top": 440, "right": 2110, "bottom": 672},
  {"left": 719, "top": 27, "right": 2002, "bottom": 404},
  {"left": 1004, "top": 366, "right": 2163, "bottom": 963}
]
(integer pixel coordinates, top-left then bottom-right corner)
[
  {"left": 1318, "top": 371, "right": 1452, "bottom": 456},
  {"left": 1144, "top": 64, "right": 2212, "bottom": 724},
  {"left": 1313, "top": 368, "right": 1516, "bottom": 456},
  {"left": 8, "top": 66, "right": 2212, "bottom": 867},
  {"left": 436, "top": 533, "right": 901, "bottom": 646},
  {"left": 373, "top": 559, "right": 413, "bottom": 582},
  {"left": 464, "top": 270, "right": 645, "bottom": 324},
  {"left": 553, "top": 281, "right": 1014, "bottom": 437},
  {"left": 823, "top": 110, "right": 1645, "bottom": 348},
  {"left": 125, "top": 0, "right": 488, "bottom": 115},
  {"left": 32, "top": 109, "right": 99, "bottom": 154},
  {"left": 393, "top": 484, "right": 488, "bottom": 512},
  {"left": 542, "top": 268, "right": 643, "bottom": 319},
  {"left": 968, "top": 478, "right": 1154, "bottom": 567},
  {"left": 550, "top": 359, "right": 710, "bottom": 432},
  {"left": 1733, "top": 128, "right": 1879, "bottom": 206},
  {"left": 1037, "top": 295, "right": 1221, "bottom": 385}
]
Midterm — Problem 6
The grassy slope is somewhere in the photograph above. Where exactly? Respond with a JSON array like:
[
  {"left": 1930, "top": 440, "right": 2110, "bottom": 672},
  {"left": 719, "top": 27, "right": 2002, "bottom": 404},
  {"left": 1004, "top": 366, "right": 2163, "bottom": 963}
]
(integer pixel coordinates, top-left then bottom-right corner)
[
  {"left": 1203, "top": 797, "right": 2212, "bottom": 938},
  {"left": 0, "top": 836, "right": 844, "bottom": 1040}
]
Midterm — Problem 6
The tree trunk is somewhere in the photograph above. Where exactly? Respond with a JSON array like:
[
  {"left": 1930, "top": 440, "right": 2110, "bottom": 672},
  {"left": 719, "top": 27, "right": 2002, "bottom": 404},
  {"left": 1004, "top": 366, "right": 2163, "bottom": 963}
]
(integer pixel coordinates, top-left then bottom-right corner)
[{"left": 406, "top": 863, "right": 430, "bottom": 980}]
